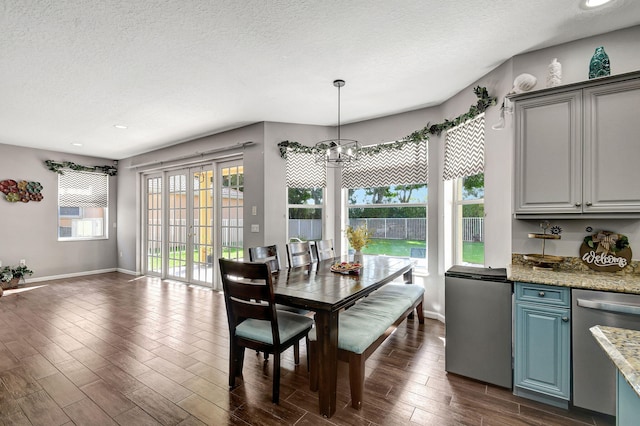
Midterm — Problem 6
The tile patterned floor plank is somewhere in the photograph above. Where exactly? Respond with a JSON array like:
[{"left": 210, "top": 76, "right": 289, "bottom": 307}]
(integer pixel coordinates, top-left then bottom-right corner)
[{"left": 0, "top": 272, "right": 616, "bottom": 425}]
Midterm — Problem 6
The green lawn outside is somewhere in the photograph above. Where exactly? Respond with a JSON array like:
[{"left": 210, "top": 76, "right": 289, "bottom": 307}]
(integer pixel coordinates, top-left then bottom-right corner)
[
  {"left": 361, "top": 238, "right": 425, "bottom": 257},
  {"left": 463, "top": 241, "right": 485, "bottom": 265},
  {"left": 147, "top": 241, "right": 481, "bottom": 269},
  {"left": 148, "top": 247, "right": 243, "bottom": 270}
]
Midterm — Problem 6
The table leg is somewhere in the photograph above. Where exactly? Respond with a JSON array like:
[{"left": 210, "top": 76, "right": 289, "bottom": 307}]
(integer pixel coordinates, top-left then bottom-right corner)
[
  {"left": 314, "top": 309, "right": 338, "bottom": 417},
  {"left": 403, "top": 268, "right": 413, "bottom": 284},
  {"left": 405, "top": 268, "right": 415, "bottom": 319}
]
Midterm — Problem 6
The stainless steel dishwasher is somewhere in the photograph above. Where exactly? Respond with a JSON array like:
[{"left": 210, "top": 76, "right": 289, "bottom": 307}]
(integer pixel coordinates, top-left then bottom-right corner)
[
  {"left": 445, "top": 266, "right": 513, "bottom": 388},
  {"left": 572, "top": 289, "right": 640, "bottom": 416}
]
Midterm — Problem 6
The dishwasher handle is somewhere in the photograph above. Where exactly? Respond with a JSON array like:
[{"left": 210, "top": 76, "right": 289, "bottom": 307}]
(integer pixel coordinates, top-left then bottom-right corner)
[{"left": 576, "top": 298, "right": 640, "bottom": 316}]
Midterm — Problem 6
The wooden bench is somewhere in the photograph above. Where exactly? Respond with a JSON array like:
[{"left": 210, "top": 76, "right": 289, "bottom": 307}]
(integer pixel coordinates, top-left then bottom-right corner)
[{"left": 308, "top": 283, "right": 425, "bottom": 409}]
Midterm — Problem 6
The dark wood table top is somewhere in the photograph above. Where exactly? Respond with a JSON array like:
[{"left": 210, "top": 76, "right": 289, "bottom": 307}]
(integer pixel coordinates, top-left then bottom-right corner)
[{"left": 272, "top": 256, "right": 413, "bottom": 312}]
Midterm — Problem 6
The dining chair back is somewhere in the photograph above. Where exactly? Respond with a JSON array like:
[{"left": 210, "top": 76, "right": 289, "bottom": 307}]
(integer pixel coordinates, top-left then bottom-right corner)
[
  {"left": 248, "top": 245, "right": 280, "bottom": 273},
  {"left": 314, "top": 239, "right": 335, "bottom": 261},
  {"left": 218, "top": 258, "right": 313, "bottom": 404},
  {"left": 286, "top": 241, "right": 313, "bottom": 267}
]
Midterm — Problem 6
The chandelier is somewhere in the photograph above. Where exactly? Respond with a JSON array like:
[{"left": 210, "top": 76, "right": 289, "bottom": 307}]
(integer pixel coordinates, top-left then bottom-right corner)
[{"left": 314, "top": 79, "right": 360, "bottom": 167}]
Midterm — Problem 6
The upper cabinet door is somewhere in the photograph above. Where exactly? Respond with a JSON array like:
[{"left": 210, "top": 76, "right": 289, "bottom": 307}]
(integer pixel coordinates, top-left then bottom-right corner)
[
  {"left": 514, "top": 91, "right": 582, "bottom": 214},
  {"left": 583, "top": 79, "right": 640, "bottom": 212}
]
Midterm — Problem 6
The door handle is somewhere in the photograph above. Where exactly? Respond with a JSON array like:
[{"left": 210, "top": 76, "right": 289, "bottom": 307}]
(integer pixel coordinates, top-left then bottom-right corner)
[
  {"left": 562, "top": 316, "right": 569, "bottom": 322},
  {"left": 577, "top": 298, "right": 640, "bottom": 315}
]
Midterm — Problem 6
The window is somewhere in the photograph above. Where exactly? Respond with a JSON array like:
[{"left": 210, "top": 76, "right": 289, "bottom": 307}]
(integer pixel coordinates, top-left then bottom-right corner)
[
  {"left": 443, "top": 114, "right": 485, "bottom": 266},
  {"left": 288, "top": 188, "right": 323, "bottom": 241},
  {"left": 453, "top": 173, "right": 484, "bottom": 265},
  {"left": 285, "top": 150, "right": 326, "bottom": 241},
  {"left": 347, "top": 184, "right": 427, "bottom": 267},
  {"left": 58, "top": 170, "right": 108, "bottom": 240},
  {"left": 342, "top": 139, "right": 428, "bottom": 267}
]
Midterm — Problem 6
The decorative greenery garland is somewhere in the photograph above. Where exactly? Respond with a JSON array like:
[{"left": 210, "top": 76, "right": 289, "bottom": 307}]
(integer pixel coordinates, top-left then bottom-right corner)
[
  {"left": 45, "top": 160, "right": 118, "bottom": 176},
  {"left": 277, "top": 86, "right": 496, "bottom": 159}
]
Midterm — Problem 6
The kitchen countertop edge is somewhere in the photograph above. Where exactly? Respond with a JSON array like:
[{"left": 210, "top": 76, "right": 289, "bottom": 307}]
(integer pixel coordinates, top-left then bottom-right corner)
[
  {"left": 508, "top": 264, "right": 640, "bottom": 295},
  {"left": 590, "top": 325, "right": 640, "bottom": 399}
]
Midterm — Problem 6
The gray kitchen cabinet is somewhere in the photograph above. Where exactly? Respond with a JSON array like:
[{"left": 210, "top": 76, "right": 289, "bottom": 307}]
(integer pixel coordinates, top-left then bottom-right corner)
[{"left": 513, "top": 72, "right": 640, "bottom": 217}]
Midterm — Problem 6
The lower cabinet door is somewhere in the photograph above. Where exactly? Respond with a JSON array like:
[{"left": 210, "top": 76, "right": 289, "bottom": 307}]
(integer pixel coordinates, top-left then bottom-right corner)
[{"left": 515, "top": 302, "right": 571, "bottom": 400}]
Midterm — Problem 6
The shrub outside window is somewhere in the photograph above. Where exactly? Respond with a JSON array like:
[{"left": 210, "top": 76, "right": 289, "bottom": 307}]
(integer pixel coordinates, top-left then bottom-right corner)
[
  {"left": 347, "top": 184, "right": 427, "bottom": 268},
  {"left": 287, "top": 188, "right": 323, "bottom": 241}
]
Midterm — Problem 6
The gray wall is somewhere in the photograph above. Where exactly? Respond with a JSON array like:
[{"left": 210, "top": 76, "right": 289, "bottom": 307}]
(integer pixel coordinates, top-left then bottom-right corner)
[
  {"left": 116, "top": 123, "right": 265, "bottom": 274},
  {"left": 0, "top": 143, "right": 118, "bottom": 280},
  {"left": 3, "top": 25, "right": 639, "bottom": 319},
  {"left": 510, "top": 25, "right": 640, "bottom": 259}
]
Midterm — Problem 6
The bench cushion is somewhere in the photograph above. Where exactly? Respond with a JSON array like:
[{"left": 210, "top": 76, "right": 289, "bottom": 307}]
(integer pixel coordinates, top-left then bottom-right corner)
[
  {"left": 308, "top": 284, "right": 424, "bottom": 354},
  {"left": 375, "top": 283, "right": 425, "bottom": 304}
]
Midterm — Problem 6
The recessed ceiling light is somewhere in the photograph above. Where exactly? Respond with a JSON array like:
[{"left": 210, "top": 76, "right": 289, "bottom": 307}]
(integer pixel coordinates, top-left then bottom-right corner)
[
  {"left": 71, "top": 142, "right": 83, "bottom": 147},
  {"left": 582, "top": 0, "right": 613, "bottom": 8},
  {"left": 113, "top": 124, "right": 128, "bottom": 129}
]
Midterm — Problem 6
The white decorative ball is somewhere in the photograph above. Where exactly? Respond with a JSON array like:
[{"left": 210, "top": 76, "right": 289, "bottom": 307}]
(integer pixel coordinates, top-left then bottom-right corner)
[{"left": 512, "top": 73, "right": 537, "bottom": 93}]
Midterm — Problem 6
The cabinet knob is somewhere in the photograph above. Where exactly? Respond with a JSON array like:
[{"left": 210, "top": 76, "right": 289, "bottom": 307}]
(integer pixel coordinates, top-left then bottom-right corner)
[
  {"left": 562, "top": 317, "right": 569, "bottom": 322},
  {"left": 586, "top": 202, "right": 593, "bottom": 206},
  {"left": 538, "top": 291, "right": 545, "bottom": 297},
  {"left": 575, "top": 202, "right": 581, "bottom": 207}
]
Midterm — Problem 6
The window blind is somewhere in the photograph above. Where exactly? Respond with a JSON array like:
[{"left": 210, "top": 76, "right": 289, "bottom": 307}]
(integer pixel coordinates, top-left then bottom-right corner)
[
  {"left": 58, "top": 170, "right": 109, "bottom": 207},
  {"left": 341, "top": 140, "right": 428, "bottom": 189},
  {"left": 443, "top": 114, "right": 485, "bottom": 180},
  {"left": 286, "top": 151, "right": 326, "bottom": 188}
]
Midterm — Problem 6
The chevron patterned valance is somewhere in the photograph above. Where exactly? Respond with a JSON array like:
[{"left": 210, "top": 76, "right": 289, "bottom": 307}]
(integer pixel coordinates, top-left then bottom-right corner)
[
  {"left": 286, "top": 151, "right": 326, "bottom": 188},
  {"left": 341, "top": 139, "right": 428, "bottom": 189},
  {"left": 58, "top": 170, "right": 109, "bottom": 208},
  {"left": 443, "top": 114, "right": 485, "bottom": 181}
]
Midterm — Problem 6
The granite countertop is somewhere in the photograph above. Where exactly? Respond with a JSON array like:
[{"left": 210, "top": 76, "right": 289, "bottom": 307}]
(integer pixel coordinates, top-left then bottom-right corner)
[
  {"left": 508, "top": 263, "right": 640, "bottom": 295},
  {"left": 590, "top": 326, "right": 640, "bottom": 398}
]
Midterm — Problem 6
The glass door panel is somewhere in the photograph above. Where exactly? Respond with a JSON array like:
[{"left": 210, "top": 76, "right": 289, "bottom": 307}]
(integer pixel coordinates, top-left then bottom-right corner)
[
  {"left": 142, "top": 160, "right": 240, "bottom": 288},
  {"left": 145, "top": 175, "right": 163, "bottom": 275},
  {"left": 191, "top": 168, "right": 214, "bottom": 285},
  {"left": 220, "top": 162, "right": 244, "bottom": 261},
  {"left": 167, "top": 172, "right": 188, "bottom": 280}
]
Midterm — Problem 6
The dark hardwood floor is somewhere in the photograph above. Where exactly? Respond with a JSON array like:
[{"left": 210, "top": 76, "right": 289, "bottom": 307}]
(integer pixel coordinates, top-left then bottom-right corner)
[{"left": 0, "top": 273, "right": 615, "bottom": 425}]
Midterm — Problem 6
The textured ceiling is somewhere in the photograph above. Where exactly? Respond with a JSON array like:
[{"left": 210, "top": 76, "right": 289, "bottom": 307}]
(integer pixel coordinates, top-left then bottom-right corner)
[{"left": 1, "top": 0, "right": 639, "bottom": 159}]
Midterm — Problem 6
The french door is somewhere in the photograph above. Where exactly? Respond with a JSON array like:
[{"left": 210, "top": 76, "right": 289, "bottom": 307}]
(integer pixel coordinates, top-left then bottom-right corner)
[{"left": 143, "top": 159, "right": 243, "bottom": 288}]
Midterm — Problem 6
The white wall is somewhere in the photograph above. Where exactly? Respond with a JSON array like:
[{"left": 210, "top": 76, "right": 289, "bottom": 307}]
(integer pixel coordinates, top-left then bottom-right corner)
[{"left": 0, "top": 143, "right": 118, "bottom": 280}]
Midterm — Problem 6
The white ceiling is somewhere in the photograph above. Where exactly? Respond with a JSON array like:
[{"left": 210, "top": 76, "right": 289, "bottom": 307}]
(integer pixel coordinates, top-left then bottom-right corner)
[{"left": 2, "top": 0, "right": 639, "bottom": 159}]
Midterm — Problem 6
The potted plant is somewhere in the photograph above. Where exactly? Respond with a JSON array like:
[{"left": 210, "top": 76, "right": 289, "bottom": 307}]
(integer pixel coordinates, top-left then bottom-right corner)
[
  {"left": 1, "top": 264, "right": 33, "bottom": 291},
  {"left": 345, "top": 225, "right": 372, "bottom": 260}
]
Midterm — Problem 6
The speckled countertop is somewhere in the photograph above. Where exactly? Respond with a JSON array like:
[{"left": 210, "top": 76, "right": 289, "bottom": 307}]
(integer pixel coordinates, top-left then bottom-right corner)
[
  {"left": 508, "top": 264, "right": 640, "bottom": 294},
  {"left": 590, "top": 326, "right": 640, "bottom": 398},
  {"left": 508, "top": 254, "right": 640, "bottom": 295}
]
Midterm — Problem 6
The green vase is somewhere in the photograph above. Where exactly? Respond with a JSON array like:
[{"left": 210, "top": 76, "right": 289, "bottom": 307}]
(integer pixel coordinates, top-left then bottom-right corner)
[{"left": 589, "top": 46, "right": 610, "bottom": 79}]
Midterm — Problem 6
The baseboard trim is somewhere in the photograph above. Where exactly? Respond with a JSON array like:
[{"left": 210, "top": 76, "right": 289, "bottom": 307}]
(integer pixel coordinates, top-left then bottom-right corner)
[
  {"left": 25, "top": 268, "right": 119, "bottom": 283},
  {"left": 424, "top": 309, "right": 445, "bottom": 323},
  {"left": 116, "top": 268, "right": 139, "bottom": 276}
]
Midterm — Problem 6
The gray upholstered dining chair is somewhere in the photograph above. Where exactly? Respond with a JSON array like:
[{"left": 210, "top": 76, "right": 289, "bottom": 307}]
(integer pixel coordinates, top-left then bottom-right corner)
[
  {"left": 314, "top": 239, "right": 335, "bottom": 261},
  {"left": 248, "top": 245, "right": 280, "bottom": 272},
  {"left": 286, "top": 241, "right": 313, "bottom": 267},
  {"left": 218, "top": 258, "right": 314, "bottom": 404},
  {"left": 249, "top": 244, "right": 310, "bottom": 318}
]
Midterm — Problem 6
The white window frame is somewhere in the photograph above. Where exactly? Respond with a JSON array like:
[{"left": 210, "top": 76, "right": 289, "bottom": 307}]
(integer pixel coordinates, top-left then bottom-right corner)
[
  {"left": 286, "top": 187, "right": 325, "bottom": 242},
  {"left": 57, "top": 171, "right": 109, "bottom": 241},
  {"left": 452, "top": 176, "right": 484, "bottom": 266},
  {"left": 343, "top": 184, "right": 428, "bottom": 270}
]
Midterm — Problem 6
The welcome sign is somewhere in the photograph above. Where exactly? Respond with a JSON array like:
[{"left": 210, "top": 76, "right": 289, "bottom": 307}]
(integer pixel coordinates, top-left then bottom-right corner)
[{"left": 580, "top": 230, "right": 632, "bottom": 273}]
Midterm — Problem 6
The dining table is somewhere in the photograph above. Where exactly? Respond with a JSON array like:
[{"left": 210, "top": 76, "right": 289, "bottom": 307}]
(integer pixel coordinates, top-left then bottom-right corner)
[{"left": 272, "top": 255, "right": 414, "bottom": 418}]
